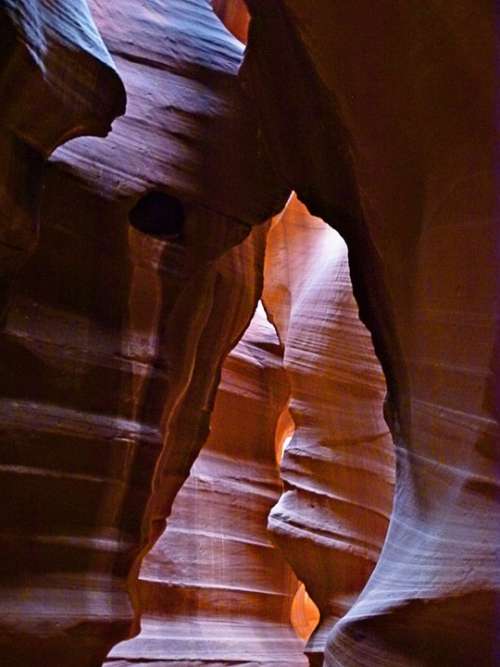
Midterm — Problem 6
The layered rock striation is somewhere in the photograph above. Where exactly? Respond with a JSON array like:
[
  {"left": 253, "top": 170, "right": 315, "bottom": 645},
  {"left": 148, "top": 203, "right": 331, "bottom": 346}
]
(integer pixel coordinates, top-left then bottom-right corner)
[
  {"left": 0, "top": 1, "right": 288, "bottom": 664},
  {"left": 212, "top": 0, "right": 250, "bottom": 43},
  {"left": 0, "top": 0, "right": 125, "bottom": 316},
  {"left": 264, "top": 196, "right": 394, "bottom": 665},
  {"left": 1, "top": 1, "right": 496, "bottom": 665},
  {"left": 242, "top": 3, "right": 498, "bottom": 664},
  {"left": 107, "top": 303, "right": 307, "bottom": 666}
]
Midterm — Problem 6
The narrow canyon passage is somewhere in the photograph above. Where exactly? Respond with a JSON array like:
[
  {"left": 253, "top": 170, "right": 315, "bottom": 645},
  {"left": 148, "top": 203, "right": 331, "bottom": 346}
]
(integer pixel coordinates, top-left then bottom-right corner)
[
  {"left": 0, "top": 1, "right": 496, "bottom": 666},
  {"left": 106, "top": 194, "right": 395, "bottom": 666},
  {"left": 106, "top": 302, "right": 308, "bottom": 666}
]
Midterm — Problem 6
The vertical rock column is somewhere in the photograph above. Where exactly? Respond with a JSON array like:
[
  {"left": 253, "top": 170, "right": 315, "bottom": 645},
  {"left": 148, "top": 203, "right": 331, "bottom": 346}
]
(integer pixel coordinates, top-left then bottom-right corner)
[
  {"left": 263, "top": 196, "right": 394, "bottom": 665},
  {"left": 107, "top": 303, "right": 307, "bottom": 666}
]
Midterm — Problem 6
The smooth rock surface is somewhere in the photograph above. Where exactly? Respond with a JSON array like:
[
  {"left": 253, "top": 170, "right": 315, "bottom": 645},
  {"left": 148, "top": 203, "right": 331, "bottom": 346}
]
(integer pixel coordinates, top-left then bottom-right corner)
[
  {"left": 212, "top": 0, "right": 250, "bottom": 43},
  {"left": 264, "top": 196, "right": 395, "bottom": 665},
  {"left": 0, "top": 0, "right": 287, "bottom": 664},
  {"left": 0, "top": 0, "right": 125, "bottom": 312},
  {"left": 242, "top": 3, "right": 498, "bottom": 664},
  {"left": 107, "top": 303, "right": 307, "bottom": 665},
  {"left": 2, "top": 1, "right": 496, "bottom": 665}
]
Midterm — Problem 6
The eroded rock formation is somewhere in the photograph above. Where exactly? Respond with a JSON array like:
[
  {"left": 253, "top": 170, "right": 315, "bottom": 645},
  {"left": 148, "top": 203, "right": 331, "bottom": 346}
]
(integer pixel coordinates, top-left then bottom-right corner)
[
  {"left": 0, "top": 0, "right": 125, "bottom": 316},
  {"left": 264, "top": 196, "right": 395, "bottom": 665},
  {"left": 107, "top": 303, "right": 307, "bottom": 666},
  {"left": 1, "top": 0, "right": 497, "bottom": 665},
  {"left": 242, "top": 3, "right": 498, "bottom": 664},
  {"left": 108, "top": 192, "right": 396, "bottom": 667},
  {"left": 0, "top": 1, "right": 288, "bottom": 664}
]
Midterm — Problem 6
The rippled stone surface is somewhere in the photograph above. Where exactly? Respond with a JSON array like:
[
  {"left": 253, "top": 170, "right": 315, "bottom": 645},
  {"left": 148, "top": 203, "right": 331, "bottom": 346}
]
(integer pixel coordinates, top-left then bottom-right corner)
[
  {"left": 0, "top": 1, "right": 287, "bottom": 664},
  {"left": 107, "top": 304, "right": 307, "bottom": 665},
  {"left": 242, "top": 4, "right": 498, "bottom": 664},
  {"left": 0, "top": 0, "right": 125, "bottom": 313},
  {"left": 264, "top": 196, "right": 394, "bottom": 665},
  {"left": 2, "top": 1, "right": 496, "bottom": 664}
]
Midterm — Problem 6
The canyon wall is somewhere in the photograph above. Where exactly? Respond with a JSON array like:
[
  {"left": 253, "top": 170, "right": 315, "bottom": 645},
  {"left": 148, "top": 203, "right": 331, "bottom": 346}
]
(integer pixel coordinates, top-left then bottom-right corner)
[
  {"left": 0, "top": 0, "right": 125, "bottom": 317},
  {"left": 242, "top": 2, "right": 498, "bottom": 665},
  {"left": 212, "top": 0, "right": 250, "bottom": 43},
  {"left": 263, "top": 196, "right": 395, "bottom": 665},
  {"left": 107, "top": 303, "right": 307, "bottom": 666},
  {"left": 108, "top": 193, "right": 396, "bottom": 667},
  {"left": 0, "top": 1, "right": 496, "bottom": 665},
  {"left": 0, "top": 1, "right": 288, "bottom": 665}
]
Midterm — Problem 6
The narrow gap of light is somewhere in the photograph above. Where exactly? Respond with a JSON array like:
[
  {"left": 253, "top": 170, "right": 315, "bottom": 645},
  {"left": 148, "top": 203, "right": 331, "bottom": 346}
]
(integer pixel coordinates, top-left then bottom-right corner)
[
  {"left": 211, "top": 0, "right": 250, "bottom": 44},
  {"left": 290, "top": 582, "right": 320, "bottom": 641},
  {"left": 274, "top": 403, "right": 295, "bottom": 464}
]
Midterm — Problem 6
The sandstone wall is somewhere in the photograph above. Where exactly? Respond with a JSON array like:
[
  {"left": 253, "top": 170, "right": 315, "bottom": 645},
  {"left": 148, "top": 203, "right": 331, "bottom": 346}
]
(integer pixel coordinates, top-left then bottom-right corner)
[
  {"left": 242, "top": 3, "right": 498, "bottom": 664},
  {"left": 0, "top": 0, "right": 125, "bottom": 317},
  {"left": 107, "top": 303, "right": 307, "bottom": 666},
  {"left": 0, "top": 1, "right": 288, "bottom": 664},
  {"left": 264, "top": 196, "right": 394, "bottom": 665},
  {"left": 1, "top": 2, "right": 496, "bottom": 665}
]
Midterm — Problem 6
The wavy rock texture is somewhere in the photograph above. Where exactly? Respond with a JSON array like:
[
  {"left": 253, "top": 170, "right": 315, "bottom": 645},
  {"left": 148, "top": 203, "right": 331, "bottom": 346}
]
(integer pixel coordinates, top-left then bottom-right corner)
[
  {"left": 0, "top": 0, "right": 125, "bottom": 315},
  {"left": 242, "top": 3, "right": 498, "bottom": 665},
  {"left": 0, "top": 1, "right": 288, "bottom": 664},
  {"left": 107, "top": 303, "right": 307, "bottom": 666},
  {"left": 264, "top": 196, "right": 394, "bottom": 665}
]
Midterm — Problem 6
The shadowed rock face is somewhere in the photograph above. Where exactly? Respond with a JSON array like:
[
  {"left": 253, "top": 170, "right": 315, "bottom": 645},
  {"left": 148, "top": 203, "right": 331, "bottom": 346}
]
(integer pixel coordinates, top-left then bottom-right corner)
[
  {"left": 106, "top": 303, "right": 307, "bottom": 666},
  {"left": 1, "top": 0, "right": 496, "bottom": 665},
  {"left": 0, "top": 2, "right": 125, "bottom": 664},
  {"left": 0, "top": 0, "right": 126, "bottom": 151},
  {"left": 241, "top": 2, "right": 498, "bottom": 665},
  {"left": 0, "top": 0, "right": 288, "bottom": 665},
  {"left": 264, "top": 196, "right": 394, "bottom": 665},
  {"left": 0, "top": 0, "right": 125, "bottom": 315}
]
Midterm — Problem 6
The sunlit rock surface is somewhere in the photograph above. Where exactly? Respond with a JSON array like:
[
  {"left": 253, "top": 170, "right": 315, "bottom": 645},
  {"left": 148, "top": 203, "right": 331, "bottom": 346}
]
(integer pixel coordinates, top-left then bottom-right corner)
[
  {"left": 1, "top": 0, "right": 496, "bottom": 664},
  {"left": 264, "top": 196, "right": 394, "bottom": 665},
  {"left": 107, "top": 303, "right": 307, "bottom": 666},
  {"left": 212, "top": 0, "right": 250, "bottom": 43},
  {"left": 0, "top": 0, "right": 287, "bottom": 664},
  {"left": 242, "top": 3, "right": 498, "bottom": 664}
]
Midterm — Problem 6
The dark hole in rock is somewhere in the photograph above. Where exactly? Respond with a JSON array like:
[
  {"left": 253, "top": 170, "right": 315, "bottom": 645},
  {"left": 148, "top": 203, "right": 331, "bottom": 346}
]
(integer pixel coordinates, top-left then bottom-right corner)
[{"left": 129, "top": 191, "right": 184, "bottom": 239}]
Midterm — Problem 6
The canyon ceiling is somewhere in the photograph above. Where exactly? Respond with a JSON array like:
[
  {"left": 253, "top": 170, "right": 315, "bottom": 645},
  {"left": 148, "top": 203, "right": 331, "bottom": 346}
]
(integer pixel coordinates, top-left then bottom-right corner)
[{"left": 0, "top": 1, "right": 497, "bottom": 666}]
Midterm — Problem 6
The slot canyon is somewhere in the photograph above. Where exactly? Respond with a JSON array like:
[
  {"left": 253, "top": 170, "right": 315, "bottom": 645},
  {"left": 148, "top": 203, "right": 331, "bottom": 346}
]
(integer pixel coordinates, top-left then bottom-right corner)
[{"left": 0, "top": 1, "right": 497, "bottom": 666}]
